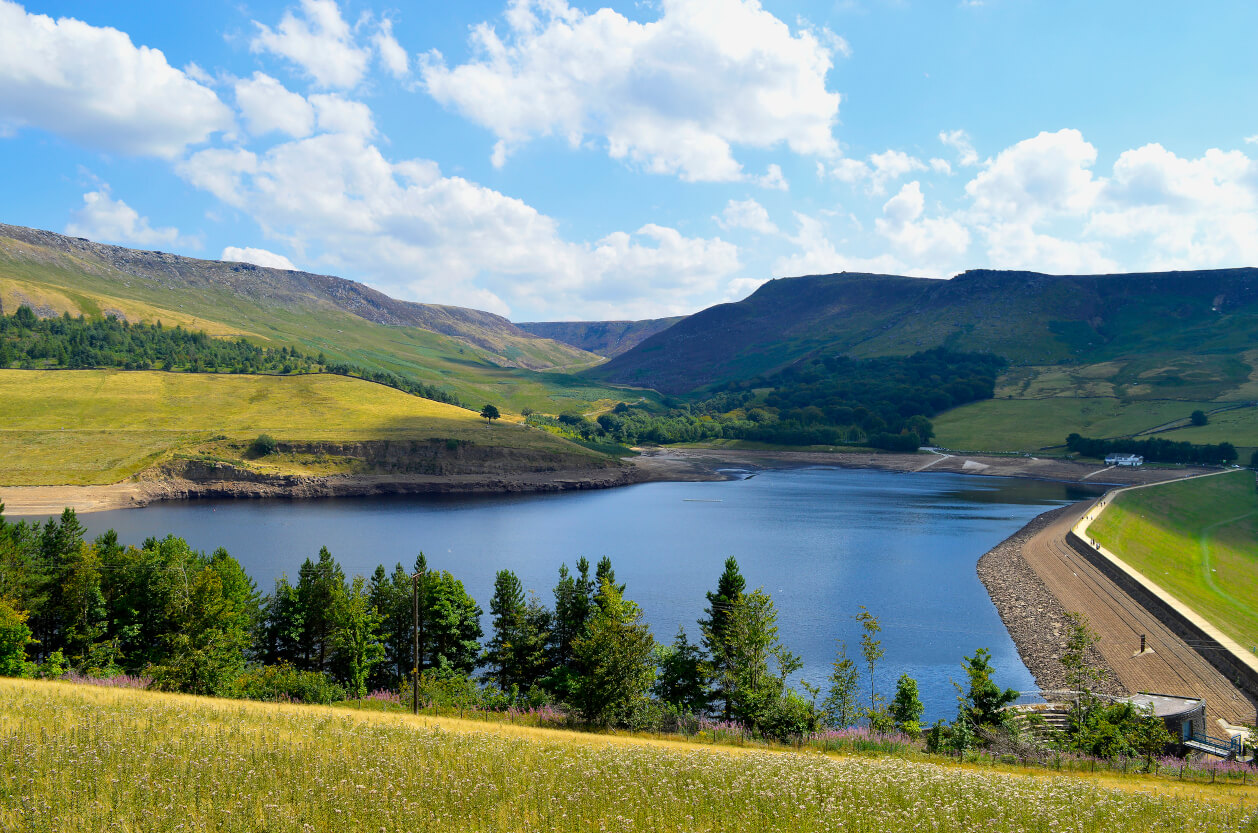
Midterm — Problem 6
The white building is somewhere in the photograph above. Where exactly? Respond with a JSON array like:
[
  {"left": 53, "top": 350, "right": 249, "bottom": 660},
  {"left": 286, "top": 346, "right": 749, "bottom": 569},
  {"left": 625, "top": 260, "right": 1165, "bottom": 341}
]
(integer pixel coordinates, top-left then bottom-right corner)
[{"left": 1105, "top": 453, "right": 1144, "bottom": 467}]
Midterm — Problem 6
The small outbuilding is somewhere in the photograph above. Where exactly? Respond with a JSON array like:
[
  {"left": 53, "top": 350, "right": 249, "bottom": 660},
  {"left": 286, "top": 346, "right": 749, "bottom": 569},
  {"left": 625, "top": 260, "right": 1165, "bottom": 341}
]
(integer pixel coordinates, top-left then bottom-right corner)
[{"left": 1105, "top": 453, "right": 1144, "bottom": 467}]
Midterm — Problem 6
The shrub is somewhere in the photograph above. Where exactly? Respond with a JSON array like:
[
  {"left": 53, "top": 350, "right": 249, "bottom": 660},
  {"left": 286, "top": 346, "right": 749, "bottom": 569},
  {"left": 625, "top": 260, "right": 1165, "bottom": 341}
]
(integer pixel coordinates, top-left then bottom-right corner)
[
  {"left": 231, "top": 664, "right": 346, "bottom": 704},
  {"left": 248, "top": 433, "right": 279, "bottom": 457}
]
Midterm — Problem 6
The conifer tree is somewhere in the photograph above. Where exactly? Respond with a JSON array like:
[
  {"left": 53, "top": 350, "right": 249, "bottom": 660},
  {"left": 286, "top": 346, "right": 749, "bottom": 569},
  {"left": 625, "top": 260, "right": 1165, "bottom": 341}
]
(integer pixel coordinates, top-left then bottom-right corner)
[
  {"left": 296, "top": 547, "right": 345, "bottom": 672},
  {"left": 699, "top": 557, "right": 745, "bottom": 719},
  {"left": 654, "top": 626, "right": 710, "bottom": 715},
  {"left": 571, "top": 578, "right": 655, "bottom": 726},
  {"left": 889, "top": 673, "right": 924, "bottom": 738}
]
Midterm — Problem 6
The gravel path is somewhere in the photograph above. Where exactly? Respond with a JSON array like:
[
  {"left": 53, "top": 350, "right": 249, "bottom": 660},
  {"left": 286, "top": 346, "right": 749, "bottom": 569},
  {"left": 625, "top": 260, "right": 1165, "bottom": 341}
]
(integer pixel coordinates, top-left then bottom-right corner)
[{"left": 984, "top": 500, "right": 1257, "bottom": 726}]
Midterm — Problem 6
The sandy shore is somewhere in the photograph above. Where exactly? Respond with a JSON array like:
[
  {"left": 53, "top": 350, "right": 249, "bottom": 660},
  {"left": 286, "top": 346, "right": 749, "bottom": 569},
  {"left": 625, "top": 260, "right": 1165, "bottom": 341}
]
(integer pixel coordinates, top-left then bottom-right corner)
[{"left": 0, "top": 444, "right": 1224, "bottom": 516}]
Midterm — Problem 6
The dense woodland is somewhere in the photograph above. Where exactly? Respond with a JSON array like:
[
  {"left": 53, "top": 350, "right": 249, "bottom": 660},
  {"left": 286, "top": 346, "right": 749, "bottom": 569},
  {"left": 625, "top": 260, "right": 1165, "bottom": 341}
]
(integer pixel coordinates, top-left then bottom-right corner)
[
  {"left": 0, "top": 506, "right": 1172, "bottom": 757},
  {"left": 0, "top": 306, "right": 462, "bottom": 406},
  {"left": 1066, "top": 433, "right": 1239, "bottom": 465},
  {"left": 532, "top": 348, "right": 1004, "bottom": 451}
]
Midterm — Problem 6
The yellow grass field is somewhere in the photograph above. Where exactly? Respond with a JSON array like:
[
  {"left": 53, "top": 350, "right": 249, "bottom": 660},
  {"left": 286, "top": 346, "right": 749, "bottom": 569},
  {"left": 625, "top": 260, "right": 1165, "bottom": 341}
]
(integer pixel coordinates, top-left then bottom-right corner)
[
  {"left": 0, "top": 678, "right": 1252, "bottom": 833},
  {"left": 0, "top": 369, "right": 597, "bottom": 485}
]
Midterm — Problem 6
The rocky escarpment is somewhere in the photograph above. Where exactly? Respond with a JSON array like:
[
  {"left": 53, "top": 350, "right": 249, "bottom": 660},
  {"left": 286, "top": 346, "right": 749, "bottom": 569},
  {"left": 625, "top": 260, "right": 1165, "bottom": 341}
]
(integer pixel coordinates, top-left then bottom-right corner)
[
  {"left": 977, "top": 504, "right": 1124, "bottom": 695},
  {"left": 138, "top": 449, "right": 640, "bottom": 504},
  {"left": 262, "top": 438, "right": 617, "bottom": 476}
]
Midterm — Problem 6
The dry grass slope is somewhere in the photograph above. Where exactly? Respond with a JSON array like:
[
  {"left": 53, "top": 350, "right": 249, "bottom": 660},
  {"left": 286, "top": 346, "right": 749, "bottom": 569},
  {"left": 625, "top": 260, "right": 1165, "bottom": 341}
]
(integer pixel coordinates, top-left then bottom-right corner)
[
  {"left": 1, "top": 679, "right": 1253, "bottom": 833},
  {"left": 0, "top": 369, "right": 600, "bottom": 485}
]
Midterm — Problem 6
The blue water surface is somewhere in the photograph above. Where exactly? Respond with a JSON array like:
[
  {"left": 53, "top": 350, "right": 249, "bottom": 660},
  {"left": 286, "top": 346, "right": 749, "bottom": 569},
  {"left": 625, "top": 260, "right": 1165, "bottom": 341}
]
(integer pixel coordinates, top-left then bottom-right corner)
[{"left": 48, "top": 467, "right": 1095, "bottom": 722}]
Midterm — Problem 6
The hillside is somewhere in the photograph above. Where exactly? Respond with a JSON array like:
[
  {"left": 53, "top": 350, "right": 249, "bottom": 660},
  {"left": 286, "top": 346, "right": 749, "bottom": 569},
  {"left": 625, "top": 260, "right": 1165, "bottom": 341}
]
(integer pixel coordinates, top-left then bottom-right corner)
[
  {"left": 0, "top": 223, "right": 593, "bottom": 369},
  {"left": 517, "top": 316, "right": 685, "bottom": 357},
  {"left": 586, "top": 268, "right": 1258, "bottom": 453},
  {"left": 4, "top": 679, "right": 1249, "bottom": 833},
  {"left": 587, "top": 272, "right": 931, "bottom": 392},
  {"left": 0, "top": 369, "right": 615, "bottom": 487},
  {"left": 0, "top": 224, "right": 644, "bottom": 414},
  {"left": 591, "top": 268, "right": 1258, "bottom": 394}
]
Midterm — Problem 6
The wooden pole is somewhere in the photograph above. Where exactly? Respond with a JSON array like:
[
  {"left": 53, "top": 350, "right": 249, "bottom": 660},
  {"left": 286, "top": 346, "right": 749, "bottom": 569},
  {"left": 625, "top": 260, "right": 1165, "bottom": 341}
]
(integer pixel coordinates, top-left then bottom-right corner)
[{"left": 412, "top": 572, "right": 419, "bottom": 716}]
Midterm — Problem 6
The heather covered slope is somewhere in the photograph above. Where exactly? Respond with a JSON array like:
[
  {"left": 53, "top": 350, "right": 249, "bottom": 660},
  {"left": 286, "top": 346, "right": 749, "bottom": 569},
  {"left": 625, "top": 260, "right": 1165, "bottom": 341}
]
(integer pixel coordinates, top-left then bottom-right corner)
[
  {"left": 587, "top": 272, "right": 932, "bottom": 392},
  {"left": 517, "top": 316, "right": 685, "bottom": 357},
  {"left": 590, "top": 268, "right": 1258, "bottom": 395}
]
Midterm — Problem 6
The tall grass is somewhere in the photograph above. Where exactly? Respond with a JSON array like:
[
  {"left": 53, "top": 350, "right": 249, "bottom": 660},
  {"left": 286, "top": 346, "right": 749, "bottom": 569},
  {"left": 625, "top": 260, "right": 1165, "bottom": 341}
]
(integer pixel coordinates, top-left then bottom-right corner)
[{"left": 1, "top": 679, "right": 1252, "bottom": 832}]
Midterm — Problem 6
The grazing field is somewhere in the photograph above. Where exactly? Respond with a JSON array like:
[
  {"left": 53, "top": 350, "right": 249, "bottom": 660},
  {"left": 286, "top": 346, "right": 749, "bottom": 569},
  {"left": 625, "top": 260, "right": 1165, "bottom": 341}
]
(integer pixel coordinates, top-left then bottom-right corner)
[
  {"left": 1090, "top": 470, "right": 1258, "bottom": 652},
  {"left": 0, "top": 370, "right": 600, "bottom": 485},
  {"left": 1, "top": 679, "right": 1253, "bottom": 833},
  {"left": 932, "top": 397, "right": 1242, "bottom": 452}
]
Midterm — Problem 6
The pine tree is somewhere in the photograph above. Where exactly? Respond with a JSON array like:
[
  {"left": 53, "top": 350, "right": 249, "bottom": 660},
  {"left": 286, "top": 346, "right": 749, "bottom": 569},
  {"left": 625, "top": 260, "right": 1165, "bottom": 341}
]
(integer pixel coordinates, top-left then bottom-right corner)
[
  {"left": 571, "top": 578, "right": 655, "bottom": 726},
  {"left": 653, "top": 626, "right": 711, "bottom": 714},
  {"left": 699, "top": 557, "right": 745, "bottom": 719},
  {"left": 889, "top": 673, "right": 924, "bottom": 738},
  {"left": 296, "top": 547, "right": 345, "bottom": 672}
]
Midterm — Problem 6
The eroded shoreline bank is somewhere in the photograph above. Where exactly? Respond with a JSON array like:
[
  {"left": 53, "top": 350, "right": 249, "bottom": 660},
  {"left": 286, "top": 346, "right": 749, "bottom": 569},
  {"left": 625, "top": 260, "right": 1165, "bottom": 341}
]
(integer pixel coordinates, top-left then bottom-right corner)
[{"left": 0, "top": 444, "right": 1220, "bottom": 516}]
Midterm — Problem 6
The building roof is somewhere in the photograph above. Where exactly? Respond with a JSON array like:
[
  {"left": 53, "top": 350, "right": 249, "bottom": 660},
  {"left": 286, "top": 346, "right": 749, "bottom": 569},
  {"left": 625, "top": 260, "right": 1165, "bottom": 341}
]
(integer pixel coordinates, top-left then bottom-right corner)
[{"left": 1127, "top": 693, "right": 1202, "bottom": 718}]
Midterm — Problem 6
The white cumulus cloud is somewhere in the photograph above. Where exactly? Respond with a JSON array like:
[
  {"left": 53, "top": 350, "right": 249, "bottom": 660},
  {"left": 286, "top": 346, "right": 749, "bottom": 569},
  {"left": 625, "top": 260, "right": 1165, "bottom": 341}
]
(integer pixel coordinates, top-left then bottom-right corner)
[
  {"left": 65, "top": 189, "right": 183, "bottom": 248},
  {"left": 773, "top": 212, "right": 908, "bottom": 278},
  {"left": 251, "top": 0, "right": 371, "bottom": 89},
  {"left": 235, "top": 72, "right": 315, "bottom": 138},
  {"left": 965, "top": 128, "right": 1101, "bottom": 224},
  {"left": 221, "top": 246, "right": 299, "bottom": 271},
  {"left": 373, "top": 18, "right": 409, "bottom": 79},
  {"left": 823, "top": 149, "right": 928, "bottom": 195},
  {"left": 420, "top": 0, "right": 840, "bottom": 183},
  {"left": 0, "top": 0, "right": 232, "bottom": 157},
  {"left": 939, "top": 129, "right": 978, "bottom": 167},
  {"left": 874, "top": 181, "right": 970, "bottom": 268},
  {"left": 178, "top": 130, "right": 740, "bottom": 319},
  {"left": 717, "top": 198, "right": 779, "bottom": 234}
]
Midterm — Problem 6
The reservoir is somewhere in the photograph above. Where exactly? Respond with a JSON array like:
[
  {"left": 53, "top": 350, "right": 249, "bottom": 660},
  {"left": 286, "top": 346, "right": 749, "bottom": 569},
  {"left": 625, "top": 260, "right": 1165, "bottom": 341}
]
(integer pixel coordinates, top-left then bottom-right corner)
[{"left": 64, "top": 467, "right": 1095, "bottom": 721}]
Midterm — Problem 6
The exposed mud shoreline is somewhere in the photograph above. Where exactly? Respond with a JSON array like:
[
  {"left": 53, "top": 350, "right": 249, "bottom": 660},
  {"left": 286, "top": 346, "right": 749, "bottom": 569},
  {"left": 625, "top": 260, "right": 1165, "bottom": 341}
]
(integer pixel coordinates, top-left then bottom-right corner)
[
  {"left": 0, "top": 462, "right": 645, "bottom": 516},
  {"left": 629, "top": 445, "right": 1219, "bottom": 487},
  {"left": 0, "top": 444, "right": 1221, "bottom": 516}
]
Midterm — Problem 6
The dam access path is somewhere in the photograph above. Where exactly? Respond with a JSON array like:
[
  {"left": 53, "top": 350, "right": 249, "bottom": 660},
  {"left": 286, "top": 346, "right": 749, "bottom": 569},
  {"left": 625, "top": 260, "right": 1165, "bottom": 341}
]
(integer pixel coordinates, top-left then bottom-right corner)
[{"left": 1019, "top": 502, "right": 1256, "bottom": 727}]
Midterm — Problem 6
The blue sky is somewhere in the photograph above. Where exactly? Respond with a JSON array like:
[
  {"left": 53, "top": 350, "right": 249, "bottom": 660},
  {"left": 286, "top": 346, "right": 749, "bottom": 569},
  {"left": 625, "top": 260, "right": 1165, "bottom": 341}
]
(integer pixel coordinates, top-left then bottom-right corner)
[{"left": 1, "top": 0, "right": 1256, "bottom": 321}]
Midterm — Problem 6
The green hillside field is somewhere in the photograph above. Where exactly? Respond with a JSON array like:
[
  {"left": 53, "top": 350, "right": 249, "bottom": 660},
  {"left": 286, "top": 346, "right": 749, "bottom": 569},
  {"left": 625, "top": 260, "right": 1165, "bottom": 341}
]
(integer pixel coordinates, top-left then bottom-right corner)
[
  {"left": 1089, "top": 470, "right": 1258, "bottom": 651},
  {"left": 0, "top": 233, "right": 653, "bottom": 416},
  {"left": 0, "top": 369, "right": 605, "bottom": 486},
  {"left": 2, "top": 679, "right": 1251, "bottom": 833},
  {"left": 932, "top": 398, "right": 1258, "bottom": 454}
]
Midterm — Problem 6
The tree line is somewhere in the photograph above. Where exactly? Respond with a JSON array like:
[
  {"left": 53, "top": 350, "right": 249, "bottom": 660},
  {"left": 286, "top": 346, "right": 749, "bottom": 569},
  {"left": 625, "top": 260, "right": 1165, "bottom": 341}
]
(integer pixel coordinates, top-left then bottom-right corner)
[
  {"left": 531, "top": 348, "right": 1004, "bottom": 452},
  {"left": 0, "top": 305, "right": 462, "bottom": 406},
  {"left": 0, "top": 506, "right": 1171, "bottom": 757},
  {"left": 1066, "top": 433, "right": 1238, "bottom": 465}
]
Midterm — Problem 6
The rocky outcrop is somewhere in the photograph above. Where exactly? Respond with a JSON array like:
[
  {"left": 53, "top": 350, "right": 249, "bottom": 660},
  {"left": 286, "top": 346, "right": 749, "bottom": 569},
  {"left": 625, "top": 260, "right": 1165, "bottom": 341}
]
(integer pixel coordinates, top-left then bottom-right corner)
[{"left": 134, "top": 454, "right": 642, "bottom": 505}]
